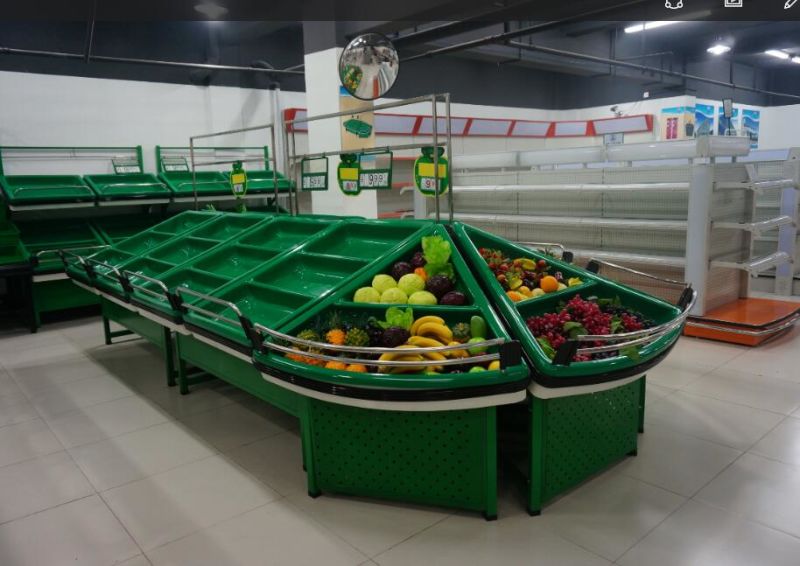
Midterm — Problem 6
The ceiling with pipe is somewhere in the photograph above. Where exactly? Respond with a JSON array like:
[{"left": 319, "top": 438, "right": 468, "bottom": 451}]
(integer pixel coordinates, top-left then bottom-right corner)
[{"left": 1, "top": 0, "right": 799, "bottom": 109}]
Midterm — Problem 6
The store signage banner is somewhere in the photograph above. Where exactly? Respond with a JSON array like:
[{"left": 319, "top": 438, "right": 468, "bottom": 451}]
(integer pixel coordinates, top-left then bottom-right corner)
[
  {"left": 742, "top": 109, "right": 760, "bottom": 148},
  {"left": 694, "top": 104, "right": 715, "bottom": 137},
  {"left": 717, "top": 106, "right": 740, "bottom": 136}
]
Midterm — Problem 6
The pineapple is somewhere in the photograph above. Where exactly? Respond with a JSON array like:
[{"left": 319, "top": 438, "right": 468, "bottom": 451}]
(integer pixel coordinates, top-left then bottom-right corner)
[
  {"left": 452, "top": 322, "right": 471, "bottom": 343},
  {"left": 344, "top": 327, "right": 370, "bottom": 348},
  {"left": 296, "top": 329, "right": 321, "bottom": 351}
]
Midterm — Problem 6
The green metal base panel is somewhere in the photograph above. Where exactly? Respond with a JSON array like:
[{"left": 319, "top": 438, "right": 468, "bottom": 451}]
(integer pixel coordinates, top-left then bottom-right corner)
[
  {"left": 307, "top": 400, "right": 497, "bottom": 516},
  {"left": 529, "top": 378, "right": 641, "bottom": 513},
  {"left": 101, "top": 299, "right": 166, "bottom": 349},
  {"left": 34, "top": 279, "right": 99, "bottom": 314},
  {"left": 176, "top": 334, "right": 299, "bottom": 417}
]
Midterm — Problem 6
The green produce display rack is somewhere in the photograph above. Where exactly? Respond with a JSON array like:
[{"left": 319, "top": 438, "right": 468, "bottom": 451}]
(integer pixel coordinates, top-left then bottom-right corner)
[
  {"left": 452, "top": 222, "right": 695, "bottom": 515},
  {"left": 155, "top": 146, "right": 292, "bottom": 203},
  {"left": 0, "top": 144, "right": 290, "bottom": 331},
  {"left": 63, "top": 211, "right": 693, "bottom": 519}
]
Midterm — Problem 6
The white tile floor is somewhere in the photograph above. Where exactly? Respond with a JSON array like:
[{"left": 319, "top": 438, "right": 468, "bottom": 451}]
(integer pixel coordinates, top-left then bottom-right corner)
[{"left": 1, "top": 316, "right": 799, "bottom": 565}]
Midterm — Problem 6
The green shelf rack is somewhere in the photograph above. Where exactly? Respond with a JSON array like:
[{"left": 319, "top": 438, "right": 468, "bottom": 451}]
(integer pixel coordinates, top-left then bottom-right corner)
[
  {"left": 0, "top": 175, "right": 96, "bottom": 208},
  {"left": 452, "top": 222, "right": 693, "bottom": 514},
  {"left": 84, "top": 173, "right": 172, "bottom": 204}
]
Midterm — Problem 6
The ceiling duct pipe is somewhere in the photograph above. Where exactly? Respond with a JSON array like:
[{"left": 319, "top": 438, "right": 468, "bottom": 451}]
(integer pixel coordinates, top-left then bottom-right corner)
[
  {"left": 400, "top": 0, "right": 651, "bottom": 63},
  {"left": 0, "top": 46, "right": 305, "bottom": 76},
  {"left": 506, "top": 40, "right": 800, "bottom": 102}
]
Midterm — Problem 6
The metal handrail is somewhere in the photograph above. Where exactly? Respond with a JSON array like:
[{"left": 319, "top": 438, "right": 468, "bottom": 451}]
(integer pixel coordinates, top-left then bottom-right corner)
[
  {"left": 586, "top": 257, "right": 687, "bottom": 287},
  {"left": 97, "top": 182, "right": 169, "bottom": 191},
  {"left": 176, "top": 286, "right": 243, "bottom": 327},
  {"left": 14, "top": 184, "right": 94, "bottom": 195},
  {"left": 38, "top": 244, "right": 108, "bottom": 259},
  {"left": 263, "top": 339, "right": 500, "bottom": 368},
  {"left": 123, "top": 270, "right": 175, "bottom": 303},
  {"left": 252, "top": 321, "right": 506, "bottom": 356}
]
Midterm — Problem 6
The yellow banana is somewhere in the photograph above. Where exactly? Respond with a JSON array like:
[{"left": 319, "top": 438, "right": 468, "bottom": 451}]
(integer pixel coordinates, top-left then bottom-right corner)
[
  {"left": 447, "top": 341, "right": 469, "bottom": 358},
  {"left": 416, "top": 322, "right": 453, "bottom": 343},
  {"left": 411, "top": 316, "right": 445, "bottom": 335},
  {"left": 388, "top": 354, "right": 426, "bottom": 374},
  {"left": 407, "top": 336, "right": 446, "bottom": 348}
]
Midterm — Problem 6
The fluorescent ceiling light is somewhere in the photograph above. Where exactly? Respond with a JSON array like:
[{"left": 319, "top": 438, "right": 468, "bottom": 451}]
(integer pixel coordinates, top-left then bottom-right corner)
[
  {"left": 194, "top": 1, "right": 228, "bottom": 19},
  {"left": 707, "top": 44, "right": 731, "bottom": 55},
  {"left": 765, "top": 49, "right": 791, "bottom": 59},
  {"left": 792, "top": 57, "right": 800, "bottom": 64},
  {"left": 624, "top": 21, "right": 682, "bottom": 34}
]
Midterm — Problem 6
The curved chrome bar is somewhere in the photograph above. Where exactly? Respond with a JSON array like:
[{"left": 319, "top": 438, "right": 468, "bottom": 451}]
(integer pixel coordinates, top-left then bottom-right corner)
[
  {"left": 123, "top": 271, "right": 172, "bottom": 301},
  {"left": 38, "top": 244, "right": 108, "bottom": 259},
  {"left": 176, "top": 286, "right": 244, "bottom": 319},
  {"left": 265, "top": 340, "right": 499, "bottom": 368},
  {"left": 687, "top": 313, "right": 800, "bottom": 337},
  {"left": 253, "top": 322, "right": 505, "bottom": 355},
  {"left": 586, "top": 257, "right": 687, "bottom": 286}
]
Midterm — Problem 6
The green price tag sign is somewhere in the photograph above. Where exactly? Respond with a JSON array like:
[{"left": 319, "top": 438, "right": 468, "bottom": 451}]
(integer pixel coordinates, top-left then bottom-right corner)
[
  {"left": 357, "top": 149, "right": 393, "bottom": 190},
  {"left": 300, "top": 157, "right": 329, "bottom": 191}
]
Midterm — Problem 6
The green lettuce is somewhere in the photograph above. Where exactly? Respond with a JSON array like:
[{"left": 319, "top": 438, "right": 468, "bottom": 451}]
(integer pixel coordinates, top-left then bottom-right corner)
[
  {"left": 378, "top": 306, "right": 414, "bottom": 330},
  {"left": 422, "top": 235, "right": 455, "bottom": 279}
]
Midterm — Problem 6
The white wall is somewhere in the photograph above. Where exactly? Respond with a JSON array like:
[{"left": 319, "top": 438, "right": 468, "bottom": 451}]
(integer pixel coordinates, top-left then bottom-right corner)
[
  {"left": 0, "top": 70, "right": 306, "bottom": 174},
  {"left": 1, "top": 70, "right": 797, "bottom": 174}
]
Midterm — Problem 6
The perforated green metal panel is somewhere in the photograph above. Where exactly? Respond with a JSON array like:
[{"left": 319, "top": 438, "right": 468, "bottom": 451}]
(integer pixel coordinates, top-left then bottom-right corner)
[
  {"left": 528, "top": 379, "right": 641, "bottom": 513},
  {"left": 307, "top": 400, "right": 497, "bottom": 515}
]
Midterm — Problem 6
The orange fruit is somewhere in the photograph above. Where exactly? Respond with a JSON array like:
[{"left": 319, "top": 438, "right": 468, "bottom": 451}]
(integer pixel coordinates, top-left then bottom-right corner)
[
  {"left": 506, "top": 291, "right": 525, "bottom": 302},
  {"left": 324, "top": 361, "right": 347, "bottom": 370},
  {"left": 540, "top": 276, "right": 559, "bottom": 293},
  {"left": 346, "top": 363, "right": 368, "bottom": 373}
]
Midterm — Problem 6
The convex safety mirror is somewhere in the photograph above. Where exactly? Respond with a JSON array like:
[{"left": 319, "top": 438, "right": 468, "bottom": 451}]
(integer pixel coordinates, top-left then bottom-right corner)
[{"left": 339, "top": 33, "right": 399, "bottom": 100}]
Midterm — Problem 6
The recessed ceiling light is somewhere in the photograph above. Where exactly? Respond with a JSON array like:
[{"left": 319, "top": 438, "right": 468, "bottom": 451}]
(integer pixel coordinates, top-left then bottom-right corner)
[
  {"left": 707, "top": 44, "right": 731, "bottom": 55},
  {"left": 624, "top": 21, "right": 683, "bottom": 34},
  {"left": 765, "top": 49, "right": 791, "bottom": 60},
  {"left": 194, "top": 1, "right": 228, "bottom": 19}
]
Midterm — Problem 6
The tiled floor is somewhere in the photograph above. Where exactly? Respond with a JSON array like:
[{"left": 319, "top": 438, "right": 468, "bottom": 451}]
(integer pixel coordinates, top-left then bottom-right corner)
[{"left": 1, "top": 316, "right": 800, "bottom": 565}]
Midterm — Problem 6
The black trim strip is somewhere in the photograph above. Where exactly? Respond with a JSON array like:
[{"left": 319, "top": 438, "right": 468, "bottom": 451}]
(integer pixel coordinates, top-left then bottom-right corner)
[
  {"left": 253, "top": 360, "right": 528, "bottom": 403},
  {"left": 529, "top": 336, "right": 680, "bottom": 388},
  {"left": 183, "top": 323, "right": 253, "bottom": 356}
]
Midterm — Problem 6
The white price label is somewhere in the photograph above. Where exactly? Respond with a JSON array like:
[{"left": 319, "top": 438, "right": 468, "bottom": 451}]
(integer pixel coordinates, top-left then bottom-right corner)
[
  {"left": 116, "top": 165, "right": 142, "bottom": 174},
  {"left": 302, "top": 175, "right": 326, "bottom": 190},
  {"left": 420, "top": 177, "right": 439, "bottom": 191},
  {"left": 165, "top": 164, "right": 189, "bottom": 172},
  {"left": 232, "top": 184, "right": 246, "bottom": 195},
  {"left": 341, "top": 180, "right": 359, "bottom": 194},
  {"left": 359, "top": 171, "right": 390, "bottom": 188}
]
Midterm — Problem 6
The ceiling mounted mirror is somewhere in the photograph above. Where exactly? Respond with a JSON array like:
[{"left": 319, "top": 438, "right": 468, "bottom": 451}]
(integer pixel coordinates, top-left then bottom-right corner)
[{"left": 339, "top": 34, "right": 400, "bottom": 100}]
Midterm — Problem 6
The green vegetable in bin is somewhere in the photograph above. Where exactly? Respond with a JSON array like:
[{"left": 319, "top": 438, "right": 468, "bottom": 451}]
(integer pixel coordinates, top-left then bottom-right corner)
[
  {"left": 470, "top": 315, "right": 487, "bottom": 341},
  {"left": 377, "top": 307, "right": 415, "bottom": 331}
]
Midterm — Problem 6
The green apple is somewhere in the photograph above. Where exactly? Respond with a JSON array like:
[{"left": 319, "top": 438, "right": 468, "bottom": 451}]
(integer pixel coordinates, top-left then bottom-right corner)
[
  {"left": 397, "top": 273, "right": 426, "bottom": 296},
  {"left": 372, "top": 274, "right": 397, "bottom": 294},
  {"left": 380, "top": 287, "right": 408, "bottom": 304},
  {"left": 353, "top": 287, "right": 381, "bottom": 303},
  {"left": 407, "top": 290, "right": 437, "bottom": 305}
]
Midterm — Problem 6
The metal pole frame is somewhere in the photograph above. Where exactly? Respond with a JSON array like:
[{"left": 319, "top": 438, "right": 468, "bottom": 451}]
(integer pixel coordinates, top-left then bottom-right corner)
[
  {"left": 188, "top": 124, "right": 283, "bottom": 213},
  {"left": 283, "top": 93, "right": 454, "bottom": 222}
]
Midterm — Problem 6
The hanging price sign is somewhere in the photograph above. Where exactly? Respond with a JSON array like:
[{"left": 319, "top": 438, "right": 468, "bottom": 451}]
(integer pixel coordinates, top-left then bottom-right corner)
[
  {"left": 357, "top": 149, "right": 393, "bottom": 190},
  {"left": 300, "top": 156, "right": 329, "bottom": 191},
  {"left": 112, "top": 158, "right": 143, "bottom": 174},
  {"left": 337, "top": 154, "right": 361, "bottom": 196},
  {"left": 413, "top": 147, "right": 450, "bottom": 197}
]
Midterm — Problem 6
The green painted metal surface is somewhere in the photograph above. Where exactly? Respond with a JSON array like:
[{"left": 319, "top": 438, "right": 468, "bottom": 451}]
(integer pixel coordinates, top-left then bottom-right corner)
[
  {"left": 256, "top": 221, "right": 529, "bottom": 392},
  {"left": 102, "top": 298, "right": 167, "bottom": 349},
  {"left": 17, "top": 220, "right": 106, "bottom": 274},
  {"left": 33, "top": 278, "right": 99, "bottom": 315},
  {"left": 0, "top": 175, "right": 96, "bottom": 205},
  {"left": 159, "top": 171, "right": 230, "bottom": 196},
  {"left": 176, "top": 334, "right": 300, "bottom": 417},
  {"left": 84, "top": 173, "right": 172, "bottom": 201},
  {"left": 223, "top": 170, "right": 292, "bottom": 193},
  {"left": 306, "top": 399, "right": 497, "bottom": 515},
  {"left": 527, "top": 379, "right": 642, "bottom": 513}
]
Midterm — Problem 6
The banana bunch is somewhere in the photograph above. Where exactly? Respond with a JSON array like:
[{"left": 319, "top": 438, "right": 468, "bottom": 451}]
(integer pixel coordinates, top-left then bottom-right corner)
[
  {"left": 410, "top": 315, "right": 453, "bottom": 343},
  {"left": 377, "top": 344, "right": 445, "bottom": 374}
]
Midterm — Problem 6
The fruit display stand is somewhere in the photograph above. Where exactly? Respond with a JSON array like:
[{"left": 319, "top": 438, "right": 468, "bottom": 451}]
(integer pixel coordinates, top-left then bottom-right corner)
[
  {"left": 453, "top": 222, "right": 694, "bottom": 514},
  {"left": 0, "top": 146, "right": 182, "bottom": 330},
  {"left": 249, "top": 222, "right": 528, "bottom": 518},
  {"left": 84, "top": 173, "right": 172, "bottom": 206},
  {"left": 155, "top": 146, "right": 292, "bottom": 207}
]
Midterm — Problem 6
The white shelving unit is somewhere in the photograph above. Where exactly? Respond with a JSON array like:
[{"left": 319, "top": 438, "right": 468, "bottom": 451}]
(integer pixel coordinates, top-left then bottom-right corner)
[{"left": 420, "top": 138, "right": 799, "bottom": 315}]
